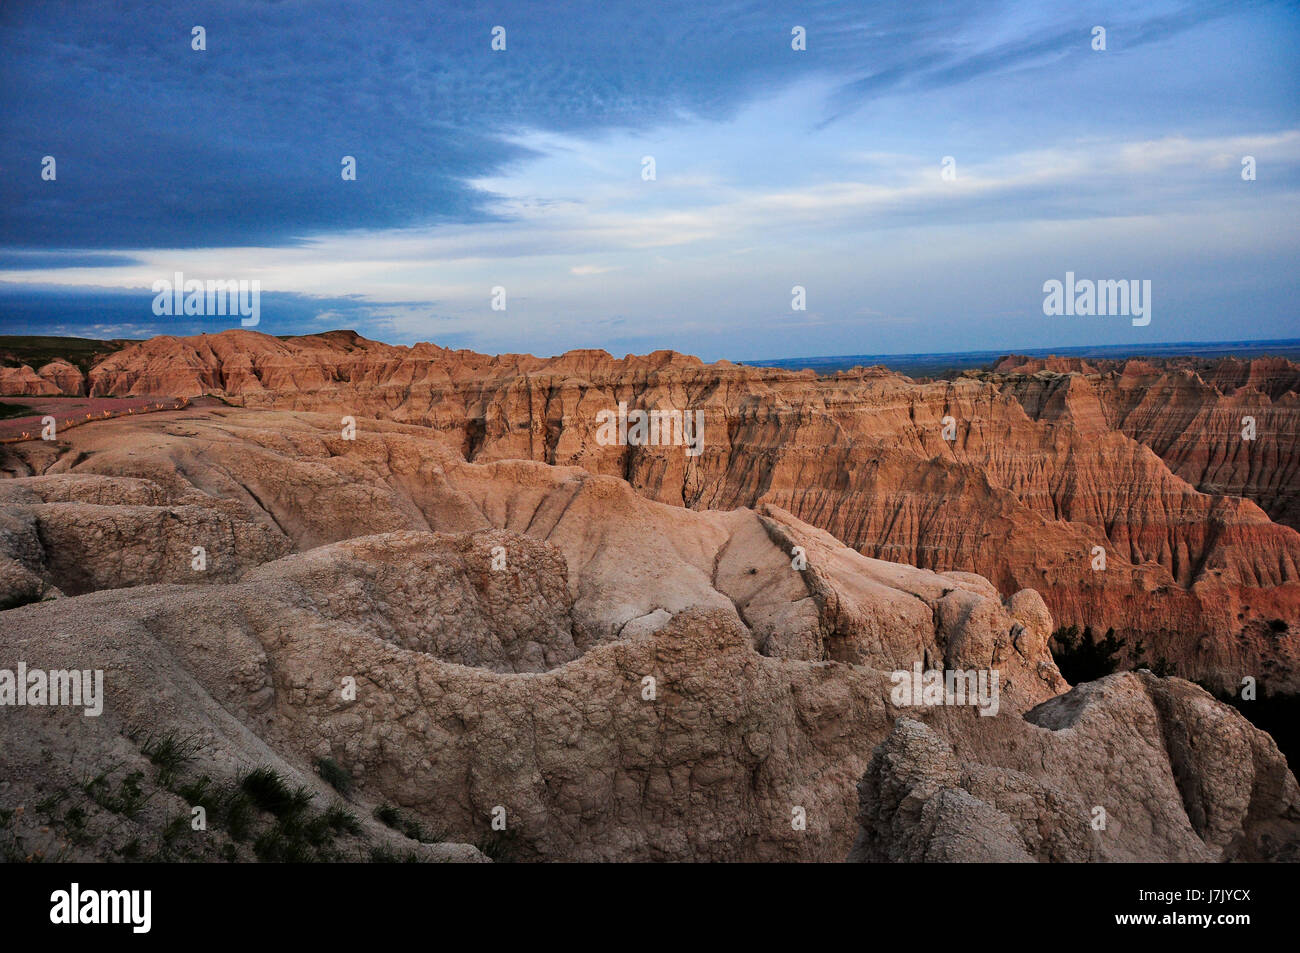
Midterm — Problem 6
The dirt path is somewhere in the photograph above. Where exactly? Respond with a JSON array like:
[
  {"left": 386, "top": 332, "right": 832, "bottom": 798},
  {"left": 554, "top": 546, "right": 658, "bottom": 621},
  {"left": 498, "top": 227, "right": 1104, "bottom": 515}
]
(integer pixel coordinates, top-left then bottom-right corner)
[{"left": 0, "top": 395, "right": 192, "bottom": 443}]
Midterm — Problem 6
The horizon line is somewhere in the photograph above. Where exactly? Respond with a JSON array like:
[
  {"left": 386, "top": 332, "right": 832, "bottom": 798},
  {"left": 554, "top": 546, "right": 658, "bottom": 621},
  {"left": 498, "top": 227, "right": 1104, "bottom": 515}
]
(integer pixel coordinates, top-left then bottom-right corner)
[{"left": 4, "top": 329, "right": 1300, "bottom": 368}]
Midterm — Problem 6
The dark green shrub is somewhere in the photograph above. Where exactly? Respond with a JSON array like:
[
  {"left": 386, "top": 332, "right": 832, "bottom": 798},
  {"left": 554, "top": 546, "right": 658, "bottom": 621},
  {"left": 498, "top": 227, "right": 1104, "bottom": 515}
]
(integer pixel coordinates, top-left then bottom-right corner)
[
  {"left": 1051, "top": 625, "right": 1128, "bottom": 683},
  {"left": 314, "top": 757, "right": 353, "bottom": 797}
]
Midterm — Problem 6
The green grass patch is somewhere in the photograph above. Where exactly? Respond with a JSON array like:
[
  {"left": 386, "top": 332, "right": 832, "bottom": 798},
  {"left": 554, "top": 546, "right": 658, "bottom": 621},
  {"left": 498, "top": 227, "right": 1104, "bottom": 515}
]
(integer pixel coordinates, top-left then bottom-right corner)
[
  {"left": 81, "top": 769, "right": 147, "bottom": 817},
  {"left": 373, "top": 803, "right": 426, "bottom": 841},
  {"left": 139, "top": 730, "right": 203, "bottom": 787},
  {"left": 314, "top": 756, "right": 353, "bottom": 797},
  {"left": 322, "top": 803, "right": 362, "bottom": 836},
  {"left": 238, "top": 767, "right": 314, "bottom": 819}
]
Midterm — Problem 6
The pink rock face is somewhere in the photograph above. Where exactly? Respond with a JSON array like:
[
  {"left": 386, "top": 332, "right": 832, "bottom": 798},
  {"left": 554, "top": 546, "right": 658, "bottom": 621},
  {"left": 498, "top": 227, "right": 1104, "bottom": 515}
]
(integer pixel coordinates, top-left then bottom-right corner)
[
  {"left": 0, "top": 364, "right": 60, "bottom": 396},
  {"left": 0, "top": 359, "right": 85, "bottom": 396},
  {"left": 996, "top": 354, "right": 1300, "bottom": 530},
  {"left": 76, "top": 330, "right": 1300, "bottom": 692},
  {"left": 36, "top": 359, "right": 85, "bottom": 395}
]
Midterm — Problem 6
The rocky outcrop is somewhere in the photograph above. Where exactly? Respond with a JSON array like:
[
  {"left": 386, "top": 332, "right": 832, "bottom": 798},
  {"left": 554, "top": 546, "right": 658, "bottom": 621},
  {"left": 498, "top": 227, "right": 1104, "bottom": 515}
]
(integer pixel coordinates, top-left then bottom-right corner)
[
  {"left": 0, "top": 474, "right": 291, "bottom": 602},
  {"left": 0, "top": 359, "right": 85, "bottom": 396},
  {"left": 55, "top": 330, "right": 1300, "bottom": 692},
  {"left": 37, "top": 360, "right": 86, "bottom": 396},
  {"left": 849, "top": 673, "right": 1300, "bottom": 862},
  {"left": 1, "top": 407, "right": 1296, "bottom": 862}
]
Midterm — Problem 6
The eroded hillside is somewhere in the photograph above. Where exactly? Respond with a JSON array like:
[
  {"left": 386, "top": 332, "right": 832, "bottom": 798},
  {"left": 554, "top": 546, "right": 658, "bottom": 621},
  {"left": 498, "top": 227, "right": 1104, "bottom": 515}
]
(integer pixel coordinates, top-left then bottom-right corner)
[
  {"left": 2, "top": 407, "right": 1296, "bottom": 861},
  {"left": 10, "top": 329, "right": 1293, "bottom": 692}
]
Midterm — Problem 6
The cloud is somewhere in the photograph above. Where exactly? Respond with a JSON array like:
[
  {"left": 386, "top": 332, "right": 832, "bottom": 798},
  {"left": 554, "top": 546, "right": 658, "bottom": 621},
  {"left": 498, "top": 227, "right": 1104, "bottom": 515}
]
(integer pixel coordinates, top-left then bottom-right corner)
[
  {"left": 0, "top": 252, "right": 144, "bottom": 270},
  {"left": 1, "top": 0, "right": 1297, "bottom": 360},
  {"left": 5, "top": 1, "right": 1276, "bottom": 250}
]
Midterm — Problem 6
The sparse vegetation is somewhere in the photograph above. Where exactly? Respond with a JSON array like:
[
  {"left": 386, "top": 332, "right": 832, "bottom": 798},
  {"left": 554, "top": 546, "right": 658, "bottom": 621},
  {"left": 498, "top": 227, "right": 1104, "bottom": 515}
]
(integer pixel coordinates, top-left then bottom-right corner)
[
  {"left": 175, "top": 775, "right": 220, "bottom": 815},
  {"left": 0, "top": 401, "right": 35, "bottom": 420},
  {"left": 3, "top": 728, "right": 441, "bottom": 863},
  {"left": 371, "top": 800, "right": 426, "bottom": 842},
  {"left": 373, "top": 803, "right": 427, "bottom": 842},
  {"left": 1050, "top": 625, "right": 1129, "bottom": 683},
  {"left": 0, "top": 334, "right": 134, "bottom": 374},
  {"left": 1052, "top": 626, "right": 1182, "bottom": 682},
  {"left": 314, "top": 756, "right": 353, "bottom": 797},
  {"left": 369, "top": 844, "right": 425, "bottom": 863},
  {"left": 1130, "top": 640, "right": 1177, "bottom": 677},
  {"left": 34, "top": 791, "right": 67, "bottom": 819},
  {"left": 322, "top": 802, "right": 362, "bottom": 836},
  {"left": 220, "top": 787, "right": 256, "bottom": 842},
  {"left": 162, "top": 813, "right": 191, "bottom": 843},
  {"left": 140, "top": 730, "right": 203, "bottom": 787},
  {"left": 62, "top": 805, "right": 89, "bottom": 844},
  {"left": 474, "top": 828, "right": 520, "bottom": 863},
  {"left": 238, "top": 767, "right": 314, "bottom": 819},
  {"left": 253, "top": 827, "right": 317, "bottom": 863},
  {"left": 80, "top": 769, "right": 148, "bottom": 818}
]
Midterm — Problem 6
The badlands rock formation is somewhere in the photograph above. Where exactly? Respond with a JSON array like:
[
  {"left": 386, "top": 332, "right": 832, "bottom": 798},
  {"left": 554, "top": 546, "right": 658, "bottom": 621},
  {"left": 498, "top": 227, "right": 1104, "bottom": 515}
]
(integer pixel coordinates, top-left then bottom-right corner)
[
  {"left": 1, "top": 405, "right": 1297, "bottom": 861},
  {"left": 993, "top": 353, "right": 1300, "bottom": 532},
  {"left": 29, "top": 329, "right": 1298, "bottom": 694},
  {"left": 0, "top": 359, "right": 84, "bottom": 397},
  {"left": 850, "top": 674, "right": 1300, "bottom": 862}
]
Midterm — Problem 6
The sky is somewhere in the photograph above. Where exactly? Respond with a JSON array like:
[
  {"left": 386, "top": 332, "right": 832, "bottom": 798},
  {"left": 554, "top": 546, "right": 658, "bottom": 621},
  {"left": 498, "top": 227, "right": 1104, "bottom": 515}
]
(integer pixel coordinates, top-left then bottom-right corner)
[{"left": 1, "top": 0, "right": 1297, "bottom": 361}]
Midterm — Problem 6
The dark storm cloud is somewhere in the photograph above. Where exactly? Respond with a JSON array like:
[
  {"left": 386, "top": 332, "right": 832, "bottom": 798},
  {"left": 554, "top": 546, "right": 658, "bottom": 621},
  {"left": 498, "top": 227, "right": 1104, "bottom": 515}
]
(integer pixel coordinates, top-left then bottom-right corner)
[
  {"left": 3, "top": 0, "right": 1251, "bottom": 251},
  {"left": 0, "top": 0, "right": 821, "bottom": 249},
  {"left": 0, "top": 281, "right": 414, "bottom": 339}
]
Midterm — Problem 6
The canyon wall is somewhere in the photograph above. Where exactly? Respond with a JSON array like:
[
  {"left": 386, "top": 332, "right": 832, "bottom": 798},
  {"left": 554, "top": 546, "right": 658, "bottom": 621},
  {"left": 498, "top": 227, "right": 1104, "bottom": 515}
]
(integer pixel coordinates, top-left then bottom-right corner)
[{"left": 52, "top": 329, "right": 1300, "bottom": 693}]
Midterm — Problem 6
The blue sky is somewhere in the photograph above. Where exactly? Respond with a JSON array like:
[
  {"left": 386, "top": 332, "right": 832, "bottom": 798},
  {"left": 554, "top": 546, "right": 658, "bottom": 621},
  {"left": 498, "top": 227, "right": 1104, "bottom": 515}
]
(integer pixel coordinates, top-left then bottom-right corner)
[{"left": 1, "top": 0, "right": 1297, "bottom": 360}]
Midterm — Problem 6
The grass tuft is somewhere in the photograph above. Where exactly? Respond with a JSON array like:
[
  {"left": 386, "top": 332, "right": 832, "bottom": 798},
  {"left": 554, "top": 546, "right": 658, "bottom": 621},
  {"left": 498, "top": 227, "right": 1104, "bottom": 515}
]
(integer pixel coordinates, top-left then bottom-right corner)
[
  {"left": 373, "top": 803, "right": 426, "bottom": 842},
  {"left": 140, "top": 730, "right": 203, "bottom": 787},
  {"left": 238, "top": 767, "right": 313, "bottom": 819},
  {"left": 314, "top": 757, "right": 353, "bottom": 797}
]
